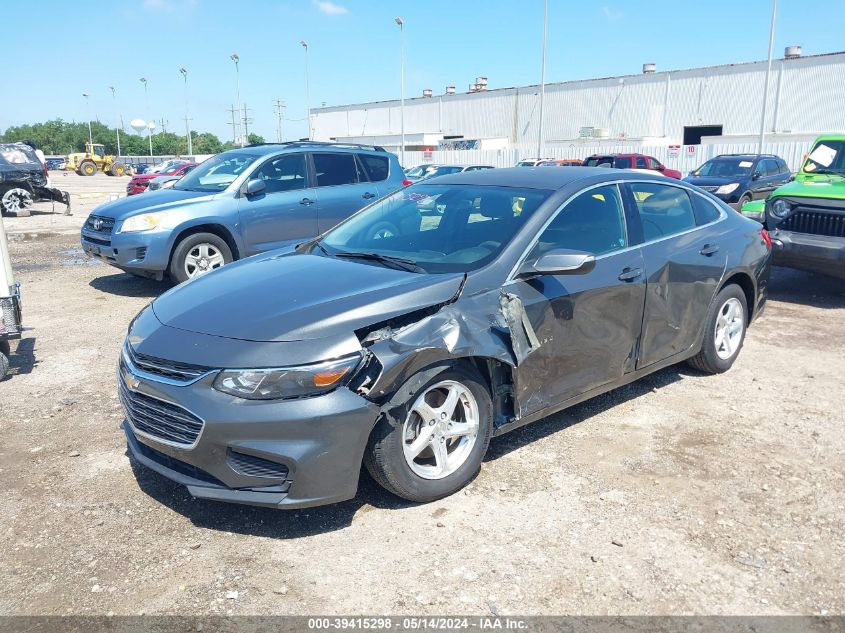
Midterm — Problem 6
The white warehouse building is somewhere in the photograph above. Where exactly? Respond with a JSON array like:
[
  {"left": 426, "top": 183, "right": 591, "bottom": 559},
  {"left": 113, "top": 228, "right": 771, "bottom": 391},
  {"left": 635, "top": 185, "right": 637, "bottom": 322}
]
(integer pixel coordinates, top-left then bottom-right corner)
[{"left": 311, "top": 48, "right": 845, "bottom": 157}]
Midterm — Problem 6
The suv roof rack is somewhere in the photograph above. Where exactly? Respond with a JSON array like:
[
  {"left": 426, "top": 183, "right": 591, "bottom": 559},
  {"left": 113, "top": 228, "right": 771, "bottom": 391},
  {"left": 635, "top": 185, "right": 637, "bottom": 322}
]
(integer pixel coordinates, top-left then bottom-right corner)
[
  {"left": 246, "top": 140, "right": 387, "bottom": 152},
  {"left": 713, "top": 153, "right": 779, "bottom": 159}
]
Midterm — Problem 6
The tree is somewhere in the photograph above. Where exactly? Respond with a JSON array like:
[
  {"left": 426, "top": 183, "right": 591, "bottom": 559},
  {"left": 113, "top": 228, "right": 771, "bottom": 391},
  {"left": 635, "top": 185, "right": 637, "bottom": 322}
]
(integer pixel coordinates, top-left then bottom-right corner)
[
  {"left": 1, "top": 119, "right": 227, "bottom": 158},
  {"left": 247, "top": 133, "right": 265, "bottom": 145}
]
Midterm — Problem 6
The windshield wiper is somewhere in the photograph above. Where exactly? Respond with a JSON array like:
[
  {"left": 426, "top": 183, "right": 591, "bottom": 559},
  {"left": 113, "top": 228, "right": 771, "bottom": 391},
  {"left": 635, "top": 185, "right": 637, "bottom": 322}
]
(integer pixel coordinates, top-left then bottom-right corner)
[
  {"left": 806, "top": 168, "right": 844, "bottom": 176},
  {"left": 334, "top": 251, "right": 424, "bottom": 273}
]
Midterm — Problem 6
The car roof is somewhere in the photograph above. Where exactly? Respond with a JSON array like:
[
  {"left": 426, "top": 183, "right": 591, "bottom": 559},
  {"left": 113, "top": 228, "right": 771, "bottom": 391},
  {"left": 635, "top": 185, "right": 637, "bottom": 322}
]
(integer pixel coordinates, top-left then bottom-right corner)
[
  {"left": 232, "top": 142, "right": 390, "bottom": 158},
  {"left": 423, "top": 166, "right": 674, "bottom": 190}
]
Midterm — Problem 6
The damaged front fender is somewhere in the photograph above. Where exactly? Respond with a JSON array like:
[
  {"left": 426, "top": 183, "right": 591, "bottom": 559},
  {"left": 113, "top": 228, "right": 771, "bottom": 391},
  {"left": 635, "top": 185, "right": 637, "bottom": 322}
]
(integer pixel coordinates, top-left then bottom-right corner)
[{"left": 358, "top": 288, "right": 541, "bottom": 404}]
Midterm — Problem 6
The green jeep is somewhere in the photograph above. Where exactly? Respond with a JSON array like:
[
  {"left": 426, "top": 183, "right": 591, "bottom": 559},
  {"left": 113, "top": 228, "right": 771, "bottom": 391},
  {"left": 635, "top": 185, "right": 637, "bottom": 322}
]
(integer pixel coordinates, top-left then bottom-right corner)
[{"left": 742, "top": 134, "right": 845, "bottom": 278}]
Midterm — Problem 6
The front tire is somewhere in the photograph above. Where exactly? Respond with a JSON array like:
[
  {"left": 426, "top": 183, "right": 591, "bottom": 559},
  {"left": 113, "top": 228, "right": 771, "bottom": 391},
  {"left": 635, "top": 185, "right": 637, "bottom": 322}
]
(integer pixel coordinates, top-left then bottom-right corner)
[
  {"left": 365, "top": 364, "right": 493, "bottom": 503},
  {"left": 0, "top": 341, "right": 10, "bottom": 380},
  {"left": 687, "top": 284, "right": 748, "bottom": 374},
  {"left": 739, "top": 192, "right": 753, "bottom": 206},
  {"left": 78, "top": 161, "right": 97, "bottom": 176},
  {"left": 168, "top": 232, "right": 233, "bottom": 284}
]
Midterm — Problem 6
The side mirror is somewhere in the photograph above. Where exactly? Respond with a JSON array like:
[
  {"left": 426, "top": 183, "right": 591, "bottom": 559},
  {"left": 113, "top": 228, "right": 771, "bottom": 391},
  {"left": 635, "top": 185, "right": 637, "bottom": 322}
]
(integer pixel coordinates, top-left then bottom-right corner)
[
  {"left": 518, "top": 248, "right": 596, "bottom": 277},
  {"left": 657, "top": 164, "right": 665, "bottom": 171},
  {"left": 244, "top": 178, "right": 266, "bottom": 196},
  {"left": 752, "top": 172, "right": 761, "bottom": 181}
]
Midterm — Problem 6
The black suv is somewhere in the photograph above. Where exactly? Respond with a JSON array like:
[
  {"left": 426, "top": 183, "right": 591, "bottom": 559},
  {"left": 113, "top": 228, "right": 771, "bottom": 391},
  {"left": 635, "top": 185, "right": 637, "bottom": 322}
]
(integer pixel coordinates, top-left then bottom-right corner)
[{"left": 684, "top": 154, "right": 791, "bottom": 205}]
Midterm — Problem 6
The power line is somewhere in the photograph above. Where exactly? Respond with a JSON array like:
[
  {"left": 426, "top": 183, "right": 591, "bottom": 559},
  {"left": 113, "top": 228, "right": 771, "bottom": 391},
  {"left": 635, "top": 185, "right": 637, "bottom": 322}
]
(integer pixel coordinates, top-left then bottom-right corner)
[
  {"left": 273, "top": 98, "right": 286, "bottom": 142},
  {"left": 226, "top": 105, "right": 239, "bottom": 143}
]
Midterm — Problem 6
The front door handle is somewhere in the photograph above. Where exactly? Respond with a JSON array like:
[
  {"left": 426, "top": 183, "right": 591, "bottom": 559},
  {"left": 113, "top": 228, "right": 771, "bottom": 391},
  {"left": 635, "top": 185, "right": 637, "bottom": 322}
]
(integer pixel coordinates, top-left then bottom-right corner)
[
  {"left": 618, "top": 267, "right": 642, "bottom": 282},
  {"left": 699, "top": 243, "right": 720, "bottom": 256},
  {"left": 300, "top": 197, "right": 315, "bottom": 206},
  {"left": 362, "top": 192, "right": 375, "bottom": 199}
]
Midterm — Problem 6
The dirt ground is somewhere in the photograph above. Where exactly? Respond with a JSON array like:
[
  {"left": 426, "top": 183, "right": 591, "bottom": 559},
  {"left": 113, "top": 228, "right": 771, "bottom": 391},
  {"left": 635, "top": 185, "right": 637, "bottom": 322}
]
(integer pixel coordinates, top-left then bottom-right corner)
[{"left": 0, "top": 173, "right": 844, "bottom": 616}]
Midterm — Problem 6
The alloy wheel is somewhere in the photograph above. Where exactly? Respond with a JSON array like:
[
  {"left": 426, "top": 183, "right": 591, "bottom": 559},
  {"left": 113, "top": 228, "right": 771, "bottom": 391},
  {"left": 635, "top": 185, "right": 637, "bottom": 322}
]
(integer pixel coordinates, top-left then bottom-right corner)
[
  {"left": 2, "top": 188, "right": 33, "bottom": 213},
  {"left": 714, "top": 297, "right": 744, "bottom": 360},
  {"left": 402, "top": 380, "right": 480, "bottom": 480},
  {"left": 184, "top": 243, "right": 226, "bottom": 278}
]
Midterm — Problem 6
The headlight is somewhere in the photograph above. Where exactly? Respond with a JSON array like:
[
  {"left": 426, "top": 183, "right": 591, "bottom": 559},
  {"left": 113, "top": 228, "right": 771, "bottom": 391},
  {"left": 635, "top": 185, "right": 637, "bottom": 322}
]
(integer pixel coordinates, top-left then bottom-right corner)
[
  {"left": 119, "top": 212, "right": 168, "bottom": 233},
  {"left": 770, "top": 198, "right": 792, "bottom": 218},
  {"left": 715, "top": 183, "right": 740, "bottom": 194},
  {"left": 212, "top": 355, "right": 361, "bottom": 400}
]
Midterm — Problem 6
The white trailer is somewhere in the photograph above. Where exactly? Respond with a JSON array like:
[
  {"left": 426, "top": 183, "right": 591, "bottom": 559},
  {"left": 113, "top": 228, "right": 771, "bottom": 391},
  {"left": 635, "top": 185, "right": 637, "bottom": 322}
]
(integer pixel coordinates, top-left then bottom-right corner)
[{"left": 0, "top": 214, "right": 21, "bottom": 377}]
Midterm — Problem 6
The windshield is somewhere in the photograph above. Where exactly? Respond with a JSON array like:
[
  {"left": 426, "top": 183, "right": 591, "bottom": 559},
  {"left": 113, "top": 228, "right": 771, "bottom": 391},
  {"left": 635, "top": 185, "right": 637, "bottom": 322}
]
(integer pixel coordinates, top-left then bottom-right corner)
[
  {"left": 802, "top": 140, "right": 845, "bottom": 174},
  {"left": 429, "top": 166, "right": 464, "bottom": 177},
  {"left": 150, "top": 159, "right": 182, "bottom": 174},
  {"left": 693, "top": 159, "right": 754, "bottom": 178},
  {"left": 517, "top": 161, "right": 536, "bottom": 167},
  {"left": 320, "top": 184, "right": 552, "bottom": 273},
  {"left": 173, "top": 153, "right": 258, "bottom": 192}
]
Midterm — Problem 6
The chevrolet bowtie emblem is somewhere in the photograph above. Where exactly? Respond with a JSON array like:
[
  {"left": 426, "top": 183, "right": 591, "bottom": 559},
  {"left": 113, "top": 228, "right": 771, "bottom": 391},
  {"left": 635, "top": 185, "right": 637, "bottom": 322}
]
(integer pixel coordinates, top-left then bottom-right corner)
[{"left": 122, "top": 369, "right": 141, "bottom": 391}]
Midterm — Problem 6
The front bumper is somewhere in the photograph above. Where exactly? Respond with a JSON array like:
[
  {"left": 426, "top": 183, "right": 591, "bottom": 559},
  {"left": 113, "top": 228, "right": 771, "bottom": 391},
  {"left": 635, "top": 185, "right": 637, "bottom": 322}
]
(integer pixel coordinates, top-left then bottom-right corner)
[
  {"left": 121, "top": 360, "right": 381, "bottom": 509},
  {"left": 81, "top": 227, "right": 172, "bottom": 276},
  {"left": 770, "top": 230, "right": 845, "bottom": 279},
  {"left": 127, "top": 182, "right": 148, "bottom": 195}
]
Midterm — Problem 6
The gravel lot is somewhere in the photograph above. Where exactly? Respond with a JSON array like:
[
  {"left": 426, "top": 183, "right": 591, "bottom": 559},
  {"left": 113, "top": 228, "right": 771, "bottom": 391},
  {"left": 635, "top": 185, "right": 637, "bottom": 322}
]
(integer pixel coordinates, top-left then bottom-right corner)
[{"left": 1, "top": 173, "right": 844, "bottom": 616}]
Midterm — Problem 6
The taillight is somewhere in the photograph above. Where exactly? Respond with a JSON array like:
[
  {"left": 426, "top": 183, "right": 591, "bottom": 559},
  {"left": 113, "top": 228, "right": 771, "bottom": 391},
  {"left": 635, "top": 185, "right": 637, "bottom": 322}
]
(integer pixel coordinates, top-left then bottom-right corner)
[
  {"left": 401, "top": 179, "right": 412, "bottom": 187},
  {"left": 760, "top": 229, "right": 772, "bottom": 250},
  {"left": 43, "top": 163, "right": 49, "bottom": 178}
]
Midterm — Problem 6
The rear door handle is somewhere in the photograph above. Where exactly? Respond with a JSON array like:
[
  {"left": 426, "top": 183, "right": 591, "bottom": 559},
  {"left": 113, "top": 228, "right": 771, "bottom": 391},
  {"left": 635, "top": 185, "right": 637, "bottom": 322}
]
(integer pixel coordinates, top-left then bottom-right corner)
[
  {"left": 362, "top": 192, "right": 375, "bottom": 199},
  {"left": 618, "top": 267, "right": 642, "bottom": 282},
  {"left": 300, "top": 197, "right": 315, "bottom": 206},
  {"left": 699, "top": 243, "right": 720, "bottom": 256}
]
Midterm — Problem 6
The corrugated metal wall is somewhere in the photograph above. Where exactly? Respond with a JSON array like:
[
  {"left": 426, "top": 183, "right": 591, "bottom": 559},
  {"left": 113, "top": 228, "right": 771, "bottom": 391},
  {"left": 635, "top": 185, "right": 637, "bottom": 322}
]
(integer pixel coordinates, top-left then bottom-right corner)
[
  {"left": 402, "top": 140, "right": 814, "bottom": 173},
  {"left": 312, "top": 53, "right": 845, "bottom": 144}
]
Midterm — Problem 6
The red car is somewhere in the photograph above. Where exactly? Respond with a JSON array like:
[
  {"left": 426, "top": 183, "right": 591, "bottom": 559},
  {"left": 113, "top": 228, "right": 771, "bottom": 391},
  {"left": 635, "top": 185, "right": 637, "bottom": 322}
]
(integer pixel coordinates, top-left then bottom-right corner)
[
  {"left": 583, "top": 153, "right": 682, "bottom": 179},
  {"left": 126, "top": 161, "right": 195, "bottom": 196}
]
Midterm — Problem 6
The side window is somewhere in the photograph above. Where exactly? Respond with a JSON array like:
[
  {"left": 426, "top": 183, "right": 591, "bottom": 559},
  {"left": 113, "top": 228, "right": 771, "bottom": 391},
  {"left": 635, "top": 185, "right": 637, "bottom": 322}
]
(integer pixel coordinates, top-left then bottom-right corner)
[
  {"left": 312, "top": 153, "right": 359, "bottom": 187},
  {"left": 647, "top": 157, "right": 661, "bottom": 170},
  {"left": 779, "top": 160, "right": 790, "bottom": 175},
  {"left": 629, "top": 183, "right": 697, "bottom": 241},
  {"left": 690, "top": 192, "right": 722, "bottom": 226},
  {"left": 528, "top": 185, "right": 627, "bottom": 259},
  {"left": 614, "top": 157, "right": 632, "bottom": 169},
  {"left": 358, "top": 154, "right": 389, "bottom": 182},
  {"left": 635, "top": 157, "right": 647, "bottom": 169},
  {"left": 254, "top": 154, "right": 306, "bottom": 193},
  {"left": 759, "top": 159, "right": 776, "bottom": 176}
]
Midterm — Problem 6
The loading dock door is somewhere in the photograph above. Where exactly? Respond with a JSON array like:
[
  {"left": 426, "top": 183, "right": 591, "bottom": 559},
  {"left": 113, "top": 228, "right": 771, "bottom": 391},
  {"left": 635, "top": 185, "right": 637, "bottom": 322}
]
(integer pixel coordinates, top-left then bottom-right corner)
[{"left": 683, "top": 125, "right": 723, "bottom": 145}]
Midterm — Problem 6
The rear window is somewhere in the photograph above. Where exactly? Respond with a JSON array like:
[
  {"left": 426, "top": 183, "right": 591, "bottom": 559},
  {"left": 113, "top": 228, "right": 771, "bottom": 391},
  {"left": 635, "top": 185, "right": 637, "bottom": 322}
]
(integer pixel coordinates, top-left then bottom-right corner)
[
  {"left": 358, "top": 154, "right": 390, "bottom": 182},
  {"left": 313, "top": 153, "right": 360, "bottom": 187}
]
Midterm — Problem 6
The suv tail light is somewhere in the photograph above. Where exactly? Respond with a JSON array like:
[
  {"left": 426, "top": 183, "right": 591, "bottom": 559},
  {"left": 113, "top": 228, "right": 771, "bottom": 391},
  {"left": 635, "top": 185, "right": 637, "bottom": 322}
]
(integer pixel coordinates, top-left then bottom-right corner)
[
  {"left": 401, "top": 179, "right": 412, "bottom": 187},
  {"left": 760, "top": 229, "right": 772, "bottom": 250}
]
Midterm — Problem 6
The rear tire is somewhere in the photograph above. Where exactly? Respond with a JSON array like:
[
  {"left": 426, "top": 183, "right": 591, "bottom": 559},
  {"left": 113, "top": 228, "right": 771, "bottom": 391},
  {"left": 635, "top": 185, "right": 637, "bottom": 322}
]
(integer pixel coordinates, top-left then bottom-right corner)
[
  {"left": 168, "top": 232, "right": 233, "bottom": 284},
  {"left": 0, "top": 341, "right": 10, "bottom": 380},
  {"left": 78, "top": 161, "right": 97, "bottom": 176},
  {"left": 108, "top": 163, "right": 126, "bottom": 177},
  {"left": 687, "top": 284, "right": 748, "bottom": 374},
  {"left": 364, "top": 364, "right": 493, "bottom": 503}
]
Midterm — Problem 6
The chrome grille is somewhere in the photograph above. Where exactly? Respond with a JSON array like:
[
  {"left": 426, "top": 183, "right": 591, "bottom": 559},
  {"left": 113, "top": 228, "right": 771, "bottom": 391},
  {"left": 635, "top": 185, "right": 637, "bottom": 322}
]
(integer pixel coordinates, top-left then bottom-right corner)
[
  {"left": 119, "top": 378, "right": 204, "bottom": 446},
  {"left": 228, "top": 450, "right": 290, "bottom": 480},
  {"left": 781, "top": 209, "right": 845, "bottom": 238},
  {"left": 84, "top": 215, "right": 115, "bottom": 235},
  {"left": 125, "top": 343, "right": 211, "bottom": 383}
]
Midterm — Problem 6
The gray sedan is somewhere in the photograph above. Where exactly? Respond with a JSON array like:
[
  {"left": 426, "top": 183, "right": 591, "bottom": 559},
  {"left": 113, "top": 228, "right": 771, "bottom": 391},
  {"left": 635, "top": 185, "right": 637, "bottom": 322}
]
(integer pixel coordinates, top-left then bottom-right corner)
[{"left": 120, "top": 167, "right": 771, "bottom": 509}]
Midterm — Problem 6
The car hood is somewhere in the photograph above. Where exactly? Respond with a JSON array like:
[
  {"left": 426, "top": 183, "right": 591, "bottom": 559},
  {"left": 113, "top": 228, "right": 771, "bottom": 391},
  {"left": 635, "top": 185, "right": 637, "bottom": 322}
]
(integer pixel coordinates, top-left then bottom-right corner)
[
  {"left": 89, "top": 188, "right": 219, "bottom": 220},
  {"left": 684, "top": 175, "right": 744, "bottom": 187},
  {"left": 151, "top": 252, "right": 465, "bottom": 342},
  {"left": 770, "top": 173, "right": 845, "bottom": 200}
]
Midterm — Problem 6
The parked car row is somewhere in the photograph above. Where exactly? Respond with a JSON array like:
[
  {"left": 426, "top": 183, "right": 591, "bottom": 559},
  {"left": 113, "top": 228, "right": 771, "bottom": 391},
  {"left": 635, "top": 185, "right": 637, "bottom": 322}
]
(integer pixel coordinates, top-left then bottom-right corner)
[
  {"left": 77, "top": 140, "right": 774, "bottom": 511},
  {"left": 126, "top": 160, "right": 197, "bottom": 196}
]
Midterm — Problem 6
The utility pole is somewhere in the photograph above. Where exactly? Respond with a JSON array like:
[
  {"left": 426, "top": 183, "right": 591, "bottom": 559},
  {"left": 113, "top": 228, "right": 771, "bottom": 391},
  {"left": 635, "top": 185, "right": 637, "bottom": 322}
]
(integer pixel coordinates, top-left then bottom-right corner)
[
  {"left": 108, "top": 86, "right": 121, "bottom": 156},
  {"left": 227, "top": 105, "right": 239, "bottom": 143},
  {"left": 537, "top": 0, "right": 548, "bottom": 160},
  {"left": 759, "top": 0, "right": 777, "bottom": 154},
  {"left": 241, "top": 104, "right": 253, "bottom": 141},
  {"left": 179, "top": 67, "right": 193, "bottom": 156},
  {"left": 273, "top": 98, "right": 286, "bottom": 142},
  {"left": 159, "top": 118, "right": 169, "bottom": 134},
  {"left": 300, "top": 41, "right": 312, "bottom": 140}
]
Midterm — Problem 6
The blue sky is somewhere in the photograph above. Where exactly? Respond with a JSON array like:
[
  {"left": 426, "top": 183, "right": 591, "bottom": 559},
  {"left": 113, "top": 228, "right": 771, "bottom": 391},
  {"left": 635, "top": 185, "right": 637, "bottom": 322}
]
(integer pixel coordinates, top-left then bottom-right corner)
[{"left": 3, "top": 0, "right": 845, "bottom": 142}]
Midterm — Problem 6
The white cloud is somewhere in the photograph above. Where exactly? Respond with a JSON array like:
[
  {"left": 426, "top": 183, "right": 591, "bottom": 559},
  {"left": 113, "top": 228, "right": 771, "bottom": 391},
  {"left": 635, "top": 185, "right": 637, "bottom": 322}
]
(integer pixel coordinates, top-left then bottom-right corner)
[
  {"left": 601, "top": 6, "right": 623, "bottom": 20},
  {"left": 313, "top": 0, "right": 348, "bottom": 15}
]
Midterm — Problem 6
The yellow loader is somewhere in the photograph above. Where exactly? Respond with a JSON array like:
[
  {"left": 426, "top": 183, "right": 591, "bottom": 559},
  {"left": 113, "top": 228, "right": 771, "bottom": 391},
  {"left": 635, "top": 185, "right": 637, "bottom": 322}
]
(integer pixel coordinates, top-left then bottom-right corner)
[{"left": 65, "top": 142, "right": 126, "bottom": 177}]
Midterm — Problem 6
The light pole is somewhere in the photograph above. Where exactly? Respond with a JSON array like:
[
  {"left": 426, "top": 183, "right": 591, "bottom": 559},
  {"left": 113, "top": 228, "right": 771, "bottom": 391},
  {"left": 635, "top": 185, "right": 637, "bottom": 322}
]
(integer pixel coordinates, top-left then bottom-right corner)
[
  {"left": 179, "top": 67, "right": 193, "bottom": 156},
  {"left": 758, "top": 0, "right": 777, "bottom": 154},
  {"left": 82, "top": 92, "right": 93, "bottom": 147},
  {"left": 230, "top": 53, "right": 242, "bottom": 146},
  {"left": 395, "top": 17, "right": 405, "bottom": 165},
  {"left": 107, "top": 86, "right": 122, "bottom": 156},
  {"left": 300, "top": 41, "right": 312, "bottom": 140},
  {"left": 140, "top": 77, "right": 153, "bottom": 157},
  {"left": 536, "top": 0, "right": 548, "bottom": 160}
]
